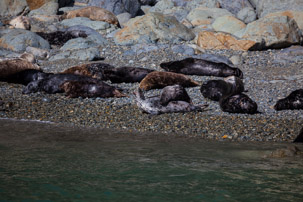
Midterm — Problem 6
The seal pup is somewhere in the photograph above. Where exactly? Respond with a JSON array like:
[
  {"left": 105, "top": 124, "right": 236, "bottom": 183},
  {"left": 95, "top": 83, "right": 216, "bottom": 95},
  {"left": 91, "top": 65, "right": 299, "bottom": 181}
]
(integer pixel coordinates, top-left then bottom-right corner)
[
  {"left": 61, "top": 6, "right": 121, "bottom": 27},
  {"left": 103, "top": 66, "right": 155, "bottom": 83},
  {"left": 23, "top": 74, "right": 100, "bottom": 94},
  {"left": 160, "top": 85, "right": 192, "bottom": 106},
  {"left": 219, "top": 93, "right": 258, "bottom": 114},
  {"left": 160, "top": 57, "right": 243, "bottom": 79},
  {"left": 8, "top": 16, "right": 31, "bottom": 30},
  {"left": 139, "top": 71, "right": 199, "bottom": 91},
  {"left": 200, "top": 76, "right": 244, "bottom": 101},
  {"left": 274, "top": 89, "right": 303, "bottom": 111},
  {"left": 134, "top": 88, "right": 208, "bottom": 115},
  {"left": 61, "top": 62, "right": 115, "bottom": 80},
  {"left": 35, "top": 31, "right": 87, "bottom": 46},
  {"left": 60, "top": 81, "right": 127, "bottom": 98}
]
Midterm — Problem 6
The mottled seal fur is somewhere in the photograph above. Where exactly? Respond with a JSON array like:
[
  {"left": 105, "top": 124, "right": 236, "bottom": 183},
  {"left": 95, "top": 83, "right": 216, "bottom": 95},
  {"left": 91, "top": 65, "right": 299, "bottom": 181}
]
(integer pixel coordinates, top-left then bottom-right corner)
[
  {"left": 134, "top": 88, "right": 208, "bottom": 115},
  {"left": 139, "top": 71, "right": 199, "bottom": 91},
  {"left": 200, "top": 76, "right": 244, "bottom": 101},
  {"left": 160, "top": 57, "right": 243, "bottom": 79},
  {"left": 219, "top": 93, "right": 258, "bottom": 114},
  {"left": 61, "top": 6, "right": 120, "bottom": 27},
  {"left": 61, "top": 62, "right": 115, "bottom": 80},
  {"left": 274, "top": 89, "right": 303, "bottom": 111},
  {"left": 160, "top": 85, "right": 191, "bottom": 106},
  {"left": 23, "top": 73, "right": 100, "bottom": 94},
  {"left": 35, "top": 31, "right": 87, "bottom": 46},
  {"left": 60, "top": 81, "right": 126, "bottom": 98},
  {"left": 103, "top": 66, "right": 154, "bottom": 83}
]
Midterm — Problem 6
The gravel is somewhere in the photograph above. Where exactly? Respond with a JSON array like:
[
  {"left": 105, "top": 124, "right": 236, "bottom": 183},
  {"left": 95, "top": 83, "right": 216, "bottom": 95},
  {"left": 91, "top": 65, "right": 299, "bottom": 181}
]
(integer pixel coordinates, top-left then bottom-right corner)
[{"left": 0, "top": 37, "right": 303, "bottom": 142}]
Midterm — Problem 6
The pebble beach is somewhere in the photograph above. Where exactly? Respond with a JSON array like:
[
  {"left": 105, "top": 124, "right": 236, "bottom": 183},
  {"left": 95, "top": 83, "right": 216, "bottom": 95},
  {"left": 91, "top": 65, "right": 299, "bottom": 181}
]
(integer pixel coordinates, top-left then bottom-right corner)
[{"left": 1, "top": 37, "right": 303, "bottom": 142}]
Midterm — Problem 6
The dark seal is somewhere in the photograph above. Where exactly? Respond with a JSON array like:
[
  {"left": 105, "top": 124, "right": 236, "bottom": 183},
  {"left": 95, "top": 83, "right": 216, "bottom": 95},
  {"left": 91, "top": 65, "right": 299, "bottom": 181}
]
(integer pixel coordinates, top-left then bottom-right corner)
[
  {"left": 200, "top": 76, "right": 244, "bottom": 101},
  {"left": 160, "top": 57, "right": 243, "bottom": 79},
  {"left": 274, "top": 89, "right": 303, "bottom": 111},
  {"left": 160, "top": 85, "right": 191, "bottom": 106},
  {"left": 219, "top": 93, "right": 258, "bottom": 114},
  {"left": 294, "top": 127, "right": 303, "bottom": 143}
]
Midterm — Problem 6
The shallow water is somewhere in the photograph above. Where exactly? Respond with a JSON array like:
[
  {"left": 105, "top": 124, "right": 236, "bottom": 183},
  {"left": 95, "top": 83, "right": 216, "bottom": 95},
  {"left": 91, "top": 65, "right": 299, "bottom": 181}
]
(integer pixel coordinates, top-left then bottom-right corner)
[{"left": 0, "top": 119, "right": 303, "bottom": 201}]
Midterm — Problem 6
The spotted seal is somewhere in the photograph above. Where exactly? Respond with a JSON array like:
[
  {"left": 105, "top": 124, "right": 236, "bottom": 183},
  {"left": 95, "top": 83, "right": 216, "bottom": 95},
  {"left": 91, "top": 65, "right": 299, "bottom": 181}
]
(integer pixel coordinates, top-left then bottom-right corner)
[
  {"left": 134, "top": 88, "right": 208, "bottom": 115},
  {"left": 160, "top": 57, "right": 243, "bottom": 78},
  {"left": 219, "top": 93, "right": 258, "bottom": 114},
  {"left": 160, "top": 85, "right": 192, "bottom": 106},
  {"left": 274, "top": 89, "right": 303, "bottom": 111},
  {"left": 139, "top": 71, "right": 199, "bottom": 91},
  {"left": 200, "top": 76, "right": 244, "bottom": 101}
]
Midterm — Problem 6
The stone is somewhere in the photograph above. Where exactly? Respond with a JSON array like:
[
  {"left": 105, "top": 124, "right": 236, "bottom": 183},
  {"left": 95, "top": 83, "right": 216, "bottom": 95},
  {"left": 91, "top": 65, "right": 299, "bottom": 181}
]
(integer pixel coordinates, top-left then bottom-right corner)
[
  {"left": 217, "top": 0, "right": 254, "bottom": 16},
  {"left": 140, "top": 0, "right": 157, "bottom": 5},
  {"left": 0, "top": 29, "right": 50, "bottom": 52},
  {"left": 26, "top": 0, "right": 73, "bottom": 10},
  {"left": 60, "top": 35, "right": 107, "bottom": 51},
  {"left": 236, "top": 15, "right": 302, "bottom": 49},
  {"left": 62, "top": 6, "right": 120, "bottom": 27},
  {"left": 60, "top": 17, "right": 111, "bottom": 31},
  {"left": 31, "top": 15, "right": 60, "bottom": 23},
  {"left": 88, "top": 0, "right": 141, "bottom": 17},
  {"left": 26, "top": 46, "right": 50, "bottom": 59},
  {"left": 186, "top": 0, "right": 220, "bottom": 10},
  {"left": 28, "top": 2, "right": 59, "bottom": 16},
  {"left": 265, "top": 10, "right": 303, "bottom": 31},
  {"left": 237, "top": 7, "right": 257, "bottom": 24},
  {"left": 149, "top": 0, "right": 174, "bottom": 12},
  {"left": 196, "top": 31, "right": 257, "bottom": 51},
  {"left": 171, "top": 45, "right": 195, "bottom": 55},
  {"left": 212, "top": 15, "right": 246, "bottom": 35},
  {"left": 114, "top": 12, "right": 195, "bottom": 45},
  {"left": 255, "top": 0, "right": 303, "bottom": 18},
  {"left": 116, "top": 12, "right": 132, "bottom": 26},
  {"left": 49, "top": 47, "right": 100, "bottom": 61},
  {"left": 0, "top": 0, "right": 27, "bottom": 16},
  {"left": 163, "top": 7, "right": 190, "bottom": 23},
  {"left": 186, "top": 7, "right": 233, "bottom": 27}
]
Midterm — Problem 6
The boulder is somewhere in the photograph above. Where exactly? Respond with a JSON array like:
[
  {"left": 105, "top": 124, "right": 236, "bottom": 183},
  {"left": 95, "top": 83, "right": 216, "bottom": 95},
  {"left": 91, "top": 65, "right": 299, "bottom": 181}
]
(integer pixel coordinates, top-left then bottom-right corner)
[
  {"left": 88, "top": 0, "right": 141, "bottom": 17},
  {"left": 28, "top": 1, "right": 59, "bottom": 16},
  {"left": 149, "top": 0, "right": 174, "bottom": 12},
  {"left": 186, "top": 7, "right": 233, "bottom": 27},
  {"left": 60, "top": 17, "right": 111, "bottom": 31},
  {"left": 236, "top": 15, "right": 302, "bottom": 49},
  {"left": 237, "top": 7, "right": 257, "bottom": 24},
  {"left": 62, "top": 6, "right": 120, "bottom": 27},
  {"left": 196, "top": 31, "right": 257, "bottom": 51},
  {"left": 163, "top": 7, "right": 190, "bottom": 23},
  {"left": 217, "top": 0, "right": 254, "bottom": 16},
  {"left": 60, "top": 35, "right": 107, "bottom": 51},
  {"left": 114, "top": 12, "right": 195, "bottom": 45},
  {"left": 212, "top": 15, "right": 246, "bottom": 35},
  {"left": 49, "top": 47, "right": 100, "bottom": 61},
  {"left": 0, "top": 29, "right": 50, "bottom": 52},
  {"left": 0, "top": 0, "right": 27, "bottom": 16},
  {"left": 255, "top": 0, "right": 303, "bottom": 18},
  {"left": 26, "top": 0, "right": 74, "bottom": 10},
  {"left": 265, "top": 10, "right": 303, "bottom": 31},
  {"left": 186, "top": 0, "right": 220, "bottom": 10}
]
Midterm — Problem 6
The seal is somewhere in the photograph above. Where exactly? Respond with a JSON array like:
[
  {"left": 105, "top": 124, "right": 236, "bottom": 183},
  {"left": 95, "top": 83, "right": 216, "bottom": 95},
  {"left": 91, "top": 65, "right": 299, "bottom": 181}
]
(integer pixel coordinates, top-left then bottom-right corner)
[
  {"left": 274, "top": 89, "right": 303, "bottom": 111},
  {"left": 35, "top": 31, "right": 87, "bottom": 46},
  {"left": 160, "top": 85, "right": 192, "bottom": 106},
  {"left": 60, "top": 81, "right": 127, "bottom": 98},
  {"left": 23, "top": 73, "right": 100, "bottom": 94},
  {"left": 139, "top": 71, "right": 199, "bottom": 91},
  {"left": 294, "top": 127, "right": 303, "bottom": 143},
  {"left": 8, "top": 16, "right": 31, "bottom": 30},
  {"left": 219, "top": 93, "right": 258, "bottom": 114},
  {"left": 103, "top": 66, "right": 155, "bottom": 83},
  {"left": 2, "top": 69, "right": 48, "bottom": 85},
  {"left": 0, "top": 54, "right": 40, "bottom": 80},
  {"left": 134, "top": 88, "right": 208, "bottom": 115},
  {"left": 61, "top": 6, "right": 121, "bottom": 27},
  {"left": 61, "top": 62, "right": 114, "bottom": 80},
  {"left": 160, "top": 57, "right": 243, "bottom": 79},
  {"left": 200, "top": 76, "right": 244, "bottom": 101}
]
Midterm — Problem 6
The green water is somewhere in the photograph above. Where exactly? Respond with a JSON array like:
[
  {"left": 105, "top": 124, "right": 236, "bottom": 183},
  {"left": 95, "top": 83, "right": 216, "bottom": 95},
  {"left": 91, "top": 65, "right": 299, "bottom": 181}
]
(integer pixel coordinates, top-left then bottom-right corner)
[{"left": 0, "top": 119, "right": 303, "bottom": 201}]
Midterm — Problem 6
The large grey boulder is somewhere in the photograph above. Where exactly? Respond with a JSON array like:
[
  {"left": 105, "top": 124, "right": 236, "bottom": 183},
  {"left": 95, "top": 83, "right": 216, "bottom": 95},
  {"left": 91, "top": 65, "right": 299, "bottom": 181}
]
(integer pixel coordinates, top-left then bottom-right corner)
[
  {"left": 217, "top": 0, "right": 254, "bottom": 16},
  {"left": 212, "top": 15, "right": 246, "bottom": 35},
  {"left": 0, "top": 0, "right": 27, "bottom": 16},
  {"left": 28, "top": 2, "right": 59, "bottom": 16},
  {"left": 114, "top": 12, "right": 195, "bottom": 45},
  {"left": 49, "top": 47, "right": 100, "bottom": 61},
  {"left": 0, "top": 29, "right": 50, "bottom": 52},
  {"left": 149, "top": 0, "right": 174, "bottom": 12},
  {"left": 186, "top": 0, "right": 219, "bottom": 10},
  {"left": 88, "top": 0, "right": 141, "bottom": 17},
  {"left": 60, "top": 17, "right": 111, "bottom": 31},
  {"left": 237, "top": 7, "right": 257, "bottom": 24},
  {"left": 60, "top": 35, "right": 107, "bottom": 51},
  {"left": 255, "top": 0, "right": 303, "bottom": 18},
  {"left": 235, "top": 15, "right": 302, "bottom": 49}
]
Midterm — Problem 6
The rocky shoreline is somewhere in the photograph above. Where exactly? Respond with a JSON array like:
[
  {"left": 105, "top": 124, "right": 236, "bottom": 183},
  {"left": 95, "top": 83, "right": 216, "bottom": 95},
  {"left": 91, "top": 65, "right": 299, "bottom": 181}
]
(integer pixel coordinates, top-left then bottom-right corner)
[{"left": 1, "top": 0, "right": 303, "bottom": 142}]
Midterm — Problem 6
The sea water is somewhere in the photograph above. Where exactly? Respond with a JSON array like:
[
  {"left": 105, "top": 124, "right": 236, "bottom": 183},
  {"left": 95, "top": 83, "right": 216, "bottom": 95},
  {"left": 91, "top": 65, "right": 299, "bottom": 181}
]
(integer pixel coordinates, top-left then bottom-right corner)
[{"left": 0, "top": 119, "right": 302, "bottom": 201}]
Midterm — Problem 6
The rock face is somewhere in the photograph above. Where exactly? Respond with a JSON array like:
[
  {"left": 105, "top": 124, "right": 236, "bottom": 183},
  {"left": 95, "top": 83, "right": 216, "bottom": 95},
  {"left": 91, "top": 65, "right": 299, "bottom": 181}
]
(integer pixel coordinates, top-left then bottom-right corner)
[
  {"left": 0, "top": 29, "right": 50, "bottom": 52},
  {"left": 114, "top": 12, "right": 195, "bottom": 45},
  {"left": 196, "top": 31, "right": 257, "bottom": 51},
  {"left": 88, "top": 0, "right": 141, "bottom": 17},
  {"left": 212, "top": 15, "right": 246, "bottom": 35},
  {"left": 62, "top": 6, "right": 120, "bottom": 27},
  {"left": 236, "top": 15, "right": 302, "bottom": 49},
  {"left": 186, "top": 7, "right": 233, "bottom": 27},
  {"left": 0, "top": 0, "right": 27, "bottom": 16},
  {"left": 255, "top": 0, "right": 303, "bottom": 18}
]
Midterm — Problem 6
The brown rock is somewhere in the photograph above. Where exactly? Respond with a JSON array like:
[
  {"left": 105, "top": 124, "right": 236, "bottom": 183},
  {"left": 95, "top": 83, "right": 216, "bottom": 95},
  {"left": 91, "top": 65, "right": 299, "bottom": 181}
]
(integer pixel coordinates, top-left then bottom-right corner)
[
  {"left": 197, "top": 31, "right": 257, "bottom": 51},
  {"left": 62, "top": 6, "right": 120, "bottom": 27}
]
